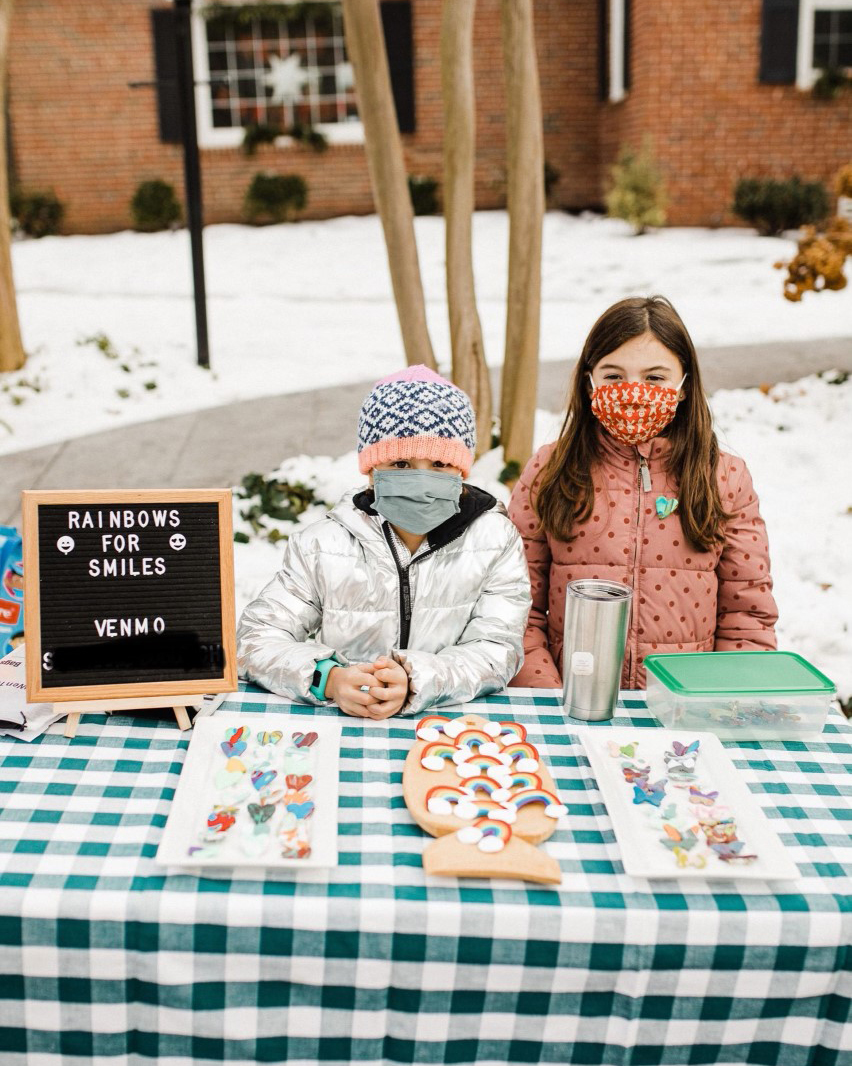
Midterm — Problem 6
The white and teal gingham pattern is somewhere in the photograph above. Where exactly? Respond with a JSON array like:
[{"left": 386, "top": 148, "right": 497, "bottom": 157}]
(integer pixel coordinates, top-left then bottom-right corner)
[{"left": 0, "top": 686, "right": 849, "bottom": 1066}]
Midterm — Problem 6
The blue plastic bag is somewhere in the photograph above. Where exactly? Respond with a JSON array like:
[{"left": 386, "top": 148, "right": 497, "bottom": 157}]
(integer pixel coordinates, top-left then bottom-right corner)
[{"left": 0, "top": 526, "right": 24, "bottom": 657}]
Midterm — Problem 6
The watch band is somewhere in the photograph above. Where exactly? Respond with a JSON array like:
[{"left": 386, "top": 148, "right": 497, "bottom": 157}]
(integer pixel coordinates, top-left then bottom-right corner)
[{"left": 309, "top": 656, "right": 340, "bottom": 701}]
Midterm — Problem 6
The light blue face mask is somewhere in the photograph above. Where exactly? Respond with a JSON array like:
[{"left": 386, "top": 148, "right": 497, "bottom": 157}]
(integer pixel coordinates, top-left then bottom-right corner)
[{"left": 372, "top": 469, "right": 463, "bottom": 535}]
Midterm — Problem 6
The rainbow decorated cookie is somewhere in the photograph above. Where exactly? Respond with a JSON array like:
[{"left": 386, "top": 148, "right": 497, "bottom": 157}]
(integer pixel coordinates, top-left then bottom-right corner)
[{"left": 403, "top": 711, "right": 564, "bottom": 884}]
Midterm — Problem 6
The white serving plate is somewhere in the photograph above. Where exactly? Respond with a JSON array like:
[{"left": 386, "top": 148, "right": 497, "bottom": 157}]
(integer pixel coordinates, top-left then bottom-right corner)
[
  {"left": 156, "top": 711, "right": 341, "bottom": 872},
  {"left": 579, "top": 727, "right": 799, "bottom": 881}
]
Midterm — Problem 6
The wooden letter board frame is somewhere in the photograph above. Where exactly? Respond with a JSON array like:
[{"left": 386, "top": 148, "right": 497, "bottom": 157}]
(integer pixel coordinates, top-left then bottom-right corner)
[{"left": 22, "top": 489, "right": 237, "bottom": 733}]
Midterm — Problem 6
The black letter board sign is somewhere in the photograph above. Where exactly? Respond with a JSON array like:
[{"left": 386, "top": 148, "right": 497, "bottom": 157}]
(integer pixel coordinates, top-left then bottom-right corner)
[{"left": 22, "top": 489, "right": 237, "bottom": 703}]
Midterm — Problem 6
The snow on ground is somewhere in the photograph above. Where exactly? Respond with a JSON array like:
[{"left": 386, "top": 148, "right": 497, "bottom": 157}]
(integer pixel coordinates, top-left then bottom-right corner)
[
  {"left": 3, "top": 212, "right": 850, "bottom": 698},
  {"left": 4, "top": 212, "right": 851, "bottom": 455},
  {"left": 232, "top": 373, "right": 852, "bottom": 702}
]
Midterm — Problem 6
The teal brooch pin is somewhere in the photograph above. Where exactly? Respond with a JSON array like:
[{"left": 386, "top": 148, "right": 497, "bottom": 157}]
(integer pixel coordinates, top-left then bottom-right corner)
[{"left": 655, "top": 495, "right": 678, "bottom": 519}]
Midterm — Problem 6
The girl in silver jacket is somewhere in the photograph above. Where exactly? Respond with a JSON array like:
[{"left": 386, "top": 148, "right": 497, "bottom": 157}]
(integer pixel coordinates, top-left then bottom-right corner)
[{"left": 237, "top": 366, "right": 532, "bottom": 719}]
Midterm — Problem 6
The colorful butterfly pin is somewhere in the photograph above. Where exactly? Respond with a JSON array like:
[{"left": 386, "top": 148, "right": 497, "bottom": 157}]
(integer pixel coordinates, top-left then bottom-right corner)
[
  {"left": 664, "top": 740, "right": 700, "bottom": 775},
  {"left": 632, "top": 779, "right": 667, "bottom": 807},
  {"left": 622, "top": 763, "right": 651, "bottom": 783},
  {"left": 673, "top": 846, "right": 706, "bottom": 869},
  {"left": 702, "top": 820, "right": 738, "bottom": 845},
  {"left": 689, "top": 786, "right": 719, "bottom": 806},
  {"left": 659, "top": 824, "right": 700, "bottom": 852},
  {"left": 655, "top": 495, "right": 678, "bottom": 519},
  {"left": 711, "top": 841, "right": 758, "bottom": 863},
  {"left": 608, "top": 740, "right": 639, "bottom": 759}
]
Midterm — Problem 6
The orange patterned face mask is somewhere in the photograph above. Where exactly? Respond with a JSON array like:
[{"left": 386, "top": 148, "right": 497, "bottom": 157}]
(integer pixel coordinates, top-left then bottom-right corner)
[{"left": 588, "top": 375, "right": 686, "bottom": 445}]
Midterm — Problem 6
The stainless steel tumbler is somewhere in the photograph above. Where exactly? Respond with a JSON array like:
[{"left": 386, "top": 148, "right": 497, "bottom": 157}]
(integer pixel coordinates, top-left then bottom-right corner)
[{"left": 562, "top": 579, "right": 633, "bottom": 722}]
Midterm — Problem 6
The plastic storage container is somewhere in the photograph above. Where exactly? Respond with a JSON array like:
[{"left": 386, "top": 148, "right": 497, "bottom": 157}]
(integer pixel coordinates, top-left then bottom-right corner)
[{"left": 644, "top": 651, "right": 836, "bottom": 740}]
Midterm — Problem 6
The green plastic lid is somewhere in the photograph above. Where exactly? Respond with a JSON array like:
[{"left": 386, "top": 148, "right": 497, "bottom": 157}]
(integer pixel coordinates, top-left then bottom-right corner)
[{"left": 644, "top": 651, "right": 835, "bottom": 696}]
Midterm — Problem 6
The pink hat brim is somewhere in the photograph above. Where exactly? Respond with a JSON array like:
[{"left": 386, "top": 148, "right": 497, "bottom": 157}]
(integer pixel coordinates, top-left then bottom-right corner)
[{"left": 358, "top": 435, "right": 473, "bottom": 477}]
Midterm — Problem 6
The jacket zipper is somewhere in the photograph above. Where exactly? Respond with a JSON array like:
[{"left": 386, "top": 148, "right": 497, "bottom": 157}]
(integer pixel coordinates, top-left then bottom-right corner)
[
  {"left": 381, "top": 523, "right": 441, "bottom": 649},
  {"left": 628, "top": 451, "right": 651, "bottom": 683}
]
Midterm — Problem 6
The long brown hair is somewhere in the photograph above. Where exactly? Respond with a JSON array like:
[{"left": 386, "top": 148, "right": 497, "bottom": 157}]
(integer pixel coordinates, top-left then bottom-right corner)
[{"left": 534, "top": 295, "right": 731, "bottom": 552}]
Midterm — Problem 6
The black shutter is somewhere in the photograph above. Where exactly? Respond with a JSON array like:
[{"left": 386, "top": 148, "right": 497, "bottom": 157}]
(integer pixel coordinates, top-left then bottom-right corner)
[
  {"left": 623, "top": 0, "right": 631, "bottom": 92},
  {"left": 380, "top": 1, "right": 415, "bottom": 134},
  {"left": 151, "top": 8, "right": 182, "bottom": 143},
  {"left": 759, "top": 0, "right": 800, "bottom": 84},
  {"left": 598, "top": 0, "right": 608, "bottom": 101}
]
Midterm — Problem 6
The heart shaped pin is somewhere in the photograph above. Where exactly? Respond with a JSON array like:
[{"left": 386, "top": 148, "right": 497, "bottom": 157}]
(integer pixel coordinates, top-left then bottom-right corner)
[
  {"left": 240, "top": 833, "right": 270, "bottom": 858},
  {"left": 214, "top": 767, "right": 244, "bottom": 790},
  {"left": 258, "top": 730, "right": 283, "bottom": 746},
  {"left": 292, "top": 731, "right": 318, "bottom": 749},
  {"left": 251, "top": 768, "right": 277, "bottom": 791},
  {"left": 286, "top": 800, "right": 315, "bottom": 820},
  {"left": 220, "top": 740, "right": 247, "bottom": 758},
  {"left": 283, "top": 751, "right": 311, "bottom": 773},
  {"left": 188, "top": 845, "right": 221, "bottom": 859},
  {"left": 279, "top": 811, "right": 298, "bottom": 833},
  {"left": 207, "top": 809, "right": 236, "bottom": 833},
  {"left": 247, "top": 802, "right": 276, "bottom": 824},
  {"left": 655, "top": 495, "right": 678, "bottom": 519},
  {"left": 286, "top": 774, "right": 313, "bottom": 791},
  {"left": 224, "top": 757, "right": 245, "bottom": 773}
]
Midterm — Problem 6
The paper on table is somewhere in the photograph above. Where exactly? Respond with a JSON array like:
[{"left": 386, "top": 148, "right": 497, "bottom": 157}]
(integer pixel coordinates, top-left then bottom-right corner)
[{"left": 0, "top": 646, "right": 66, "bottom": 741}]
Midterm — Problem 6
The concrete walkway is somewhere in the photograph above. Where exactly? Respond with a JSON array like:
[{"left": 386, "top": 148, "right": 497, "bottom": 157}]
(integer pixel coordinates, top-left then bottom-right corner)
[{"left": 2, "top": 334, "right": 850, "bottom": 529}]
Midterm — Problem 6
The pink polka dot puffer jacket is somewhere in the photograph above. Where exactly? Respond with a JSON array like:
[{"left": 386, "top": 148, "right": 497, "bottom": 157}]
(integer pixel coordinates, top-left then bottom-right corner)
[{"left": 508, "top": 434, "right": 778, "bottom": 690}]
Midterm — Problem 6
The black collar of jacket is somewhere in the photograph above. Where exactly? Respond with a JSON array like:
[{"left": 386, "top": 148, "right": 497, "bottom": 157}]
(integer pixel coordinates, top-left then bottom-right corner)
[{"left": 352, "top": 484, "right": 497, "bottom": 550}]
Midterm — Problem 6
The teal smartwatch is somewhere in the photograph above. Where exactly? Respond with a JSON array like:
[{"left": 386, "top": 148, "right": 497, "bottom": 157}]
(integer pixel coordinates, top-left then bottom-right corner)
[{"left": 309, "top": 656, "right": 340, "bottom": 701}]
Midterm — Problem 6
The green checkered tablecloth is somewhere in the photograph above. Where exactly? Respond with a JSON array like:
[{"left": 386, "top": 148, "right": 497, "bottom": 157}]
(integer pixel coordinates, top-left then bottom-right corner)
[{"left": 0, "top": 686, "right": 850, "bottom": 1066}]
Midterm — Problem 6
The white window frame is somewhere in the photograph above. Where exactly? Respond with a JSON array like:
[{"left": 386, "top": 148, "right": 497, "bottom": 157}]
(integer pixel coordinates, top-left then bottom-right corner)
[
  {"left": 191, "top": 1, "right": 364, "bottom": 149},
  {"left": 797, "top": 0, "right": 852, "bottom": 88},
  {"left": 608, "top": 0, "right": 627, "bottom": 103}
]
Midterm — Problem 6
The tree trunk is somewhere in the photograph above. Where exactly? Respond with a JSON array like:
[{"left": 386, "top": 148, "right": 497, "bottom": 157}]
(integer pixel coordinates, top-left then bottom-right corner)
[
  {"left": 441, "top": 0, "right": 491, "bottom": 456},
  {"left": 0, "top": 0, "right": 25, "bottom": 373},
  {"left": 499, "top": 0, "right": 543, "bottom": 472},
  {"left": 341, "top": 0, "right": 435, "bottom": 370}
]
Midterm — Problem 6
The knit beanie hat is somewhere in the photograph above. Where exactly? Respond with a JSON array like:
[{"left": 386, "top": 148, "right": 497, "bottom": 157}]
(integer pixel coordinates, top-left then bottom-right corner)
[{"left": 357, "top": 365, "right": 476, "bottom": 477}]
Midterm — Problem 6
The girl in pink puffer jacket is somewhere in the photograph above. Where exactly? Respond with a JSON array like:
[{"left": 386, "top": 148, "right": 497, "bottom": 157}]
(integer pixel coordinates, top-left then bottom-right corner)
[{"left": 509, "top": 295, "right": 778, "bottom": 690}]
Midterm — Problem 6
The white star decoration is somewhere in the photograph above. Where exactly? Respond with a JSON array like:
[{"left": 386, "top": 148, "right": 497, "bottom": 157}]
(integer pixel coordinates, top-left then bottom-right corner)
[
  {"left": 334, "top": 61, "right": 354, "bottom": 92},
  {"left": 264, "top": 53, "right": 315, "bottom": 107}
]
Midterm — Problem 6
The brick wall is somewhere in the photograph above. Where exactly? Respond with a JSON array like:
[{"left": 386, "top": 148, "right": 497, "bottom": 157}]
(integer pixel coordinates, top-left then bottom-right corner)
[
  {"left": 600, "top": 1, "right": 852, "bottom": 226},
  {"left": 7, "top": 0, "right": 600, "bottom": 233},
  {"left": 8, "top": 0, "right": 851, "bottom": 233}
]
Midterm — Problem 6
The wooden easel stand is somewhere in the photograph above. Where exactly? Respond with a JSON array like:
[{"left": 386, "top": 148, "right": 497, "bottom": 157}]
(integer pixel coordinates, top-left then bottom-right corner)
[{"left": 62, "top": 695, "right": 194, "bottom": 738}]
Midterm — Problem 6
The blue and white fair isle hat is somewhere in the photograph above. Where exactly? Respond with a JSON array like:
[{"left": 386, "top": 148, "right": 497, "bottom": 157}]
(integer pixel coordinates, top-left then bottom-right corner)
[{"left": 357, "top": 365, "right": 476, "bottom": 477}]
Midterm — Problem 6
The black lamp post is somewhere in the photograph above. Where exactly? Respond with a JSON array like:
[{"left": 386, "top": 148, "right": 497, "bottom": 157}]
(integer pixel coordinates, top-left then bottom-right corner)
[{"left": 173, "top": 0, "right": 210, "bottom": 370}]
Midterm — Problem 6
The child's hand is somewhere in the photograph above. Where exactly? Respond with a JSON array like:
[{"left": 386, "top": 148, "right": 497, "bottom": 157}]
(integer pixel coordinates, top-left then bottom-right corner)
[
  {"left": 325, "top": 663, "right": 378, "bottom": 717},
  {"left": 362, "top": 655, "right": 409, "bottom": 719}
]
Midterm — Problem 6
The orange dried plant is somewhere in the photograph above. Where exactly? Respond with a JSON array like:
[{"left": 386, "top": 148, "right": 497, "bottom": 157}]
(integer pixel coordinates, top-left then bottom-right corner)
[{"left": 776, "top": 217, "right": 852, "bottom": 301}]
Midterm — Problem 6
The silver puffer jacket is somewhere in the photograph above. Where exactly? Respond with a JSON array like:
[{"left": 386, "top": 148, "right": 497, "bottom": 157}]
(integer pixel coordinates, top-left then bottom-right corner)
[{"left": 237, "top": 486, "right": 532, "bottom": 715}]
